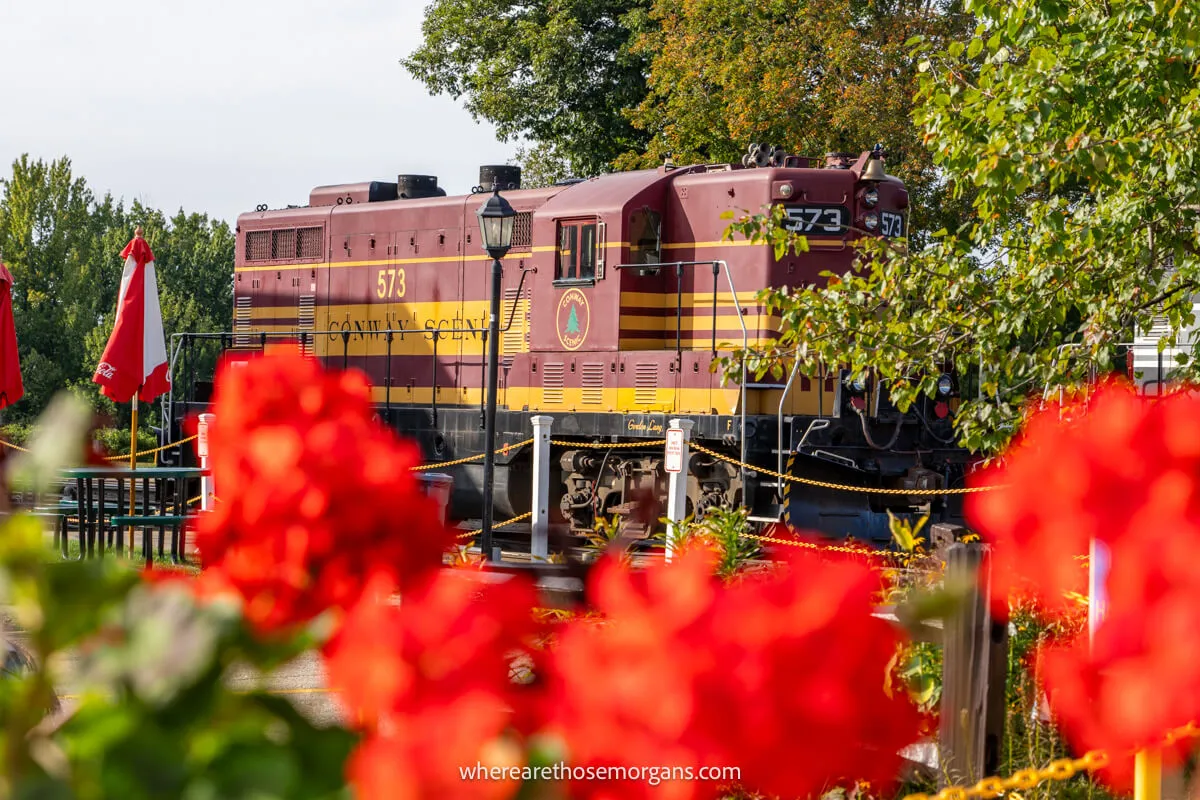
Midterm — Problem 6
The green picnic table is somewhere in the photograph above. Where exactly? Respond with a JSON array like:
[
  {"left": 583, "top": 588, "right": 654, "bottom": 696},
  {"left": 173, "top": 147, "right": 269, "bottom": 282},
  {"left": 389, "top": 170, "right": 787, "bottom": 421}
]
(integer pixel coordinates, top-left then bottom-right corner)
[{"left": 60, "top": 466, "right": 209, "bottom": 566}]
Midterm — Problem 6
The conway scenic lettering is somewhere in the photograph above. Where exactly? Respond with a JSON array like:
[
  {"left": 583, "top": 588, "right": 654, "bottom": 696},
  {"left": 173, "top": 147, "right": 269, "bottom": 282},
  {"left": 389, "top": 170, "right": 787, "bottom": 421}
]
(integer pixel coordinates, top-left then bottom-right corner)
[{"left": 327, "top": 313, "right": 488, "bottom": 342}]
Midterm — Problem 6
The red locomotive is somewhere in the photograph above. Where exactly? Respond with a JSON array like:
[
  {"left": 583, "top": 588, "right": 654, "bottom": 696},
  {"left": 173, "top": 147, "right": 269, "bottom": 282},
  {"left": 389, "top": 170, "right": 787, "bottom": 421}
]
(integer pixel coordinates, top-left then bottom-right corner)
[{"left": 167, "top": 144, "right": 970, "bottom": 543}]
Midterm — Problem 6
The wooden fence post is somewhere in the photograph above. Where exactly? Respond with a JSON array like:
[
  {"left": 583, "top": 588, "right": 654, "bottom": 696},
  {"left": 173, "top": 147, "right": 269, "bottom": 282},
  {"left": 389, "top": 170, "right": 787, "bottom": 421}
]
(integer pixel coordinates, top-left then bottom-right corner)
[
  {"left": 929, "top": 522, "right": 965, "bottom": 560},
  {"left": 939, "top": 542, "right": 1009, "bottom": 787}
]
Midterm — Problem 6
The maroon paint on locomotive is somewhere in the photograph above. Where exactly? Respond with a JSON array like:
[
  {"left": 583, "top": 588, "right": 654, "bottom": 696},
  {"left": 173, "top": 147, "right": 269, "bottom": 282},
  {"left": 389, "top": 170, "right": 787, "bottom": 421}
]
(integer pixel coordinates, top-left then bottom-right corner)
[{"left": 232, "top": 154, "right": 905, "bottom": 409}]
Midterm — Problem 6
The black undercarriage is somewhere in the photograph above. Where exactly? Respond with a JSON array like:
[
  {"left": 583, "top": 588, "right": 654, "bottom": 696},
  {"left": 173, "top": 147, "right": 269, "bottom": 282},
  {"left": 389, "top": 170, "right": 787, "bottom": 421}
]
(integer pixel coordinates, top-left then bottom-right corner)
[{"left": 166, "top": 398, "right": 971, "bottom": 546}]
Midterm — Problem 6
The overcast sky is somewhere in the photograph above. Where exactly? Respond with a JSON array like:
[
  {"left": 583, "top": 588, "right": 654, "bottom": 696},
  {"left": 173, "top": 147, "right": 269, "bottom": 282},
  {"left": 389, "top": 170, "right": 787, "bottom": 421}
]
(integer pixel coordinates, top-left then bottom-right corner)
[{"left": 0, "top": 0, "right": 516, "bottom": 226}]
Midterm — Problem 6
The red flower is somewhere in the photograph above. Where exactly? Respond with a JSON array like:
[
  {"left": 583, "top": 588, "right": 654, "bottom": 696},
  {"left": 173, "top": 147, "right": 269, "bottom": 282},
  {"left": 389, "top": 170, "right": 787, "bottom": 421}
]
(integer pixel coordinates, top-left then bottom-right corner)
[
  {"left": 347, "top": 697, "right": 525, "bottom": 800},
  {"left": 968, "top": 381, "right": 1200, "bottom": 787},
  {"left": 966, "top": 381, "right": 1200, "bottom": 613},
  {"left": 193, "top": 352, "right": 453, "bottom": 633},
  {"left": 324, "top": 570, "right": 541, "bottom": 800},
  {"left": 542, "top": 549, "right": 920, "bottom": 799}
]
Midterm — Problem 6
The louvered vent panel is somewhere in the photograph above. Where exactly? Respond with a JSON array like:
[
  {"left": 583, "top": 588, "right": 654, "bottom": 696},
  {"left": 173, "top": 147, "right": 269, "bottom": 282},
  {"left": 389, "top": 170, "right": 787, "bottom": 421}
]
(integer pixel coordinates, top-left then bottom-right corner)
[
  {"left": 542, "top": 363, "right": 565, "bottom": 405},
  {"left": 297, "top": 226, "right": 323, "bottom": 259},
  {"left": 511, "top": 212, "right": 533, "bottom": 250},
  {"left": 634, "top": 363, "right": 658, "bottom": 405},
  {"left": 245, "top": 231, "right": 269, "bottom": 261},
  {"left": 501, "top": 287, "right": 530, "bottom": 355},
  {"left": 1148, "top": 316, "right": 1170, "bottom": 337},
  {"left": 271, "top": 229, "right": 297, "bottom": 260},
  {"left": 298, "top": 295, "right": 315, "bottom": 356},
  {"left": 234, "top": 296, "right": 252, "bottom": 347},
  {"left": 582, "top": 363, "right": 605, "bottom": 405}
]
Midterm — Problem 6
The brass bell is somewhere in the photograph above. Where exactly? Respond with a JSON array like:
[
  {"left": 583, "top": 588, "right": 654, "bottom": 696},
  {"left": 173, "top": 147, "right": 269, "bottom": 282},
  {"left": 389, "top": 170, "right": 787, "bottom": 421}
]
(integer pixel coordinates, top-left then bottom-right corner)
[{"left": 860, "top": 155, "right": 888, "bottom": 182}]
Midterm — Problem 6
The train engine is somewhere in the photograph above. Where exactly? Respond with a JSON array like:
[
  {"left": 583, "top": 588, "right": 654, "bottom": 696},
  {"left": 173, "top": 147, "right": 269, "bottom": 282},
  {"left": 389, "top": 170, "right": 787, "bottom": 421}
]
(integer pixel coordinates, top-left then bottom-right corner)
[{"left": 167, "top": 144, "right": 971, "bottom": 546}]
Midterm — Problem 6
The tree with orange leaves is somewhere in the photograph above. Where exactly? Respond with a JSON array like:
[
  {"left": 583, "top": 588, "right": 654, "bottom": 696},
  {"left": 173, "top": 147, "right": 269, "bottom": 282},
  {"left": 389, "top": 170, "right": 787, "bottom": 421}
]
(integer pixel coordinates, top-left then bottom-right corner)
[{"left": 621, "top": 0, "right": 974, "bottom": 244}]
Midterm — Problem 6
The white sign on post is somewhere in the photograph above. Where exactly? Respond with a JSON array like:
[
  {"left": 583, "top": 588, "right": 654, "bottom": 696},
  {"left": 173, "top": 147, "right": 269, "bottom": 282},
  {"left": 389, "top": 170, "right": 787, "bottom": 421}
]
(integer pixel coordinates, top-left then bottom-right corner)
[
  {"left": 197, "top": 415, "right": 213, "bottom": 460},
  {"left": 665, "top": 428, "right": 685, "bottom": 473}
]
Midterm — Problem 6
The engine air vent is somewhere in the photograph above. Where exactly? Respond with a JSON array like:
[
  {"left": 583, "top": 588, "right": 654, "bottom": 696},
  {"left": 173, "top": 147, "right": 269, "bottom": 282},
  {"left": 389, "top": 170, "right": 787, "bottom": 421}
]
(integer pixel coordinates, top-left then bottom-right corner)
[
  {"left": 501, "top": 287, "right": 530, "bottom": 355},
  {"left": 634, "top": 363, "right": 658, "bottom": 405},
  {"left": 297, "top": 226, "right": 324, "bottom": 259},
  {"left": 234, "top": 296, "right": 252, "bottom": 348},
  {"left": 511, "top": 212, "right": 532, "bottom": 250},
  {"left": 543, "top": 362, "right": 565, "bottom": 406},
  {"left": 397, "top": 175, "right": 447, "bottom": 199},
  {"left": 245, "top": 230, "right": 270, "bottom": 261},
  {"left": 582, "top": 363, "right": 605, "bottom": 405},
  {"left": 309, "top": 182, "right": 398, "bottom": 207},
  {"left": 298, "top": 295, "right": 315, "bottom": 356},
  {"left": 271, "top": 229, "right": 296, "bottom": 261},
  {"left": 477, "top": 165, "right": 521, "bottom": 192}
]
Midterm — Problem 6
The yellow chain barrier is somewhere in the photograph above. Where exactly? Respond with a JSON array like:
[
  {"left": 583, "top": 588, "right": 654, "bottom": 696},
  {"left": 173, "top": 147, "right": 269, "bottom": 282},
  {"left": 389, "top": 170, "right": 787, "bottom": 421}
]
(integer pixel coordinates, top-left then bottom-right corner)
[
  {"left": 0, "top": 435, "right": 199, "bottom": 461},
  {"left": 903, "top": 722, "right": 1200, "bottom": 800},
  {"left": 736, "top": 529, "right": 915, "bottom": 563},
  {"left": 456, "top": 511, "right": 533, "bottom": 540},
  {"left": 550, "top": 439, "right": 668, "bottom": 449},
  {"left": 689, "top": 442, "right": 1002, "bottom": 496},
  {"left": 410, "top": 438, "right": 535, "bottom": 472},
  {"left": 103, "top": 434, "right": 198, "bottom": 462}
]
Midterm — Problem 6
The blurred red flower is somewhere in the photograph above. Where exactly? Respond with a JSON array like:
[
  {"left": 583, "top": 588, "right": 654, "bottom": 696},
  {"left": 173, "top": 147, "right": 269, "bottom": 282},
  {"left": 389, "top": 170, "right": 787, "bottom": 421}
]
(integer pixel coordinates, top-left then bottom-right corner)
[
  {"left": 192, "top": 352, "right": 453, "bottom": 633},
  {"left": 347, "top": 696, "right": 525, "bottom": 800},
  {"left": 967, "top": 381, "right": 1200, "bottom": 786},
  {"left": 325, "top": 570, "right": 540, "bottom": 800},
  {"left": 966, "top": 381, "right": 1200, "bottom": 613},
  {"left": 542, "top": 548, "right": 920, "bottom": 799}
]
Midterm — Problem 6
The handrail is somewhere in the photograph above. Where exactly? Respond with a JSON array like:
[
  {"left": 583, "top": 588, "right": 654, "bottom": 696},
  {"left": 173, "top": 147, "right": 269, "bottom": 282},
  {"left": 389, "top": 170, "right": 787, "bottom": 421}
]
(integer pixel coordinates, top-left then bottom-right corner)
[
  {"left": 777, "top": 357, "right": 804, "bottom": 479},
  {"left": 613, "top": 260, "right": 749, "bottom": 480}
]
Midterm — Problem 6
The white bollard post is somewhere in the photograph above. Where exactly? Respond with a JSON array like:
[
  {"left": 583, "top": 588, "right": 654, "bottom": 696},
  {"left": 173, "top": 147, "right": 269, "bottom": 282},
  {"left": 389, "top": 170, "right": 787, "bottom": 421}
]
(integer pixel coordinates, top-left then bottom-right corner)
[
  {"left": 530, "top": 416, "right": 553, "bottom": 560},
  {"left": 198, "top": 413, "right": 215, "bottom": 512},
  {"left": 664, "top": 419, "right": 694, "bottom": 563},
  {"left": 1088, "top": 538, "right": 1109, "bottom": 647}
]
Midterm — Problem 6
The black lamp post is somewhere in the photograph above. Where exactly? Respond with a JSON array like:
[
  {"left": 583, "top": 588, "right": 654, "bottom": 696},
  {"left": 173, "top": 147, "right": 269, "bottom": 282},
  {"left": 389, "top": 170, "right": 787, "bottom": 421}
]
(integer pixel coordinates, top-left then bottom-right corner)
[{"left": 476, "top": 188, "right": 516, "bottom": 561}]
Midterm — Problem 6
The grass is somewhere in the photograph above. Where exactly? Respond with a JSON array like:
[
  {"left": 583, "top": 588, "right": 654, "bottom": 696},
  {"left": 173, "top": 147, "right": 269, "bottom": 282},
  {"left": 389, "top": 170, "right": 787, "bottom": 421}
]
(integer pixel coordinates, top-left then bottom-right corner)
[{"left": 48, "top": 526, "right": 200, "bottom": 575}]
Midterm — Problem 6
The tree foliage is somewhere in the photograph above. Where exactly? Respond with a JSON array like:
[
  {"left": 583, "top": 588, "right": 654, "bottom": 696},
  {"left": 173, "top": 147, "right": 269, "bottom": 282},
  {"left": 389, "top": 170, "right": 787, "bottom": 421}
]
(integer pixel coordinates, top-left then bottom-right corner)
[
  {"left": 624, "top": 0, "right": 975, "bottom": 241},
  {"left": 402, "top": 0, "right": 654, "bottom": 178},
  {"left": 0, "top": 156, "right": 233, "bottom": 425},
  {"left": 725, "top": 0, "right": 1200, "bottom": 454}
]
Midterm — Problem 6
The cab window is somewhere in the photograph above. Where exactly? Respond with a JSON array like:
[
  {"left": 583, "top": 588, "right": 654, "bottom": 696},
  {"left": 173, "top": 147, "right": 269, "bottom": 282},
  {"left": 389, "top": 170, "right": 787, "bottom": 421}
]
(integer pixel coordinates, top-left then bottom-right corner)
[
  {"left": 629, "top": 207, "right": 662, "bottom": 265},
  {"left": 556, "top": 219, "right": 597, "bottom": 281}
]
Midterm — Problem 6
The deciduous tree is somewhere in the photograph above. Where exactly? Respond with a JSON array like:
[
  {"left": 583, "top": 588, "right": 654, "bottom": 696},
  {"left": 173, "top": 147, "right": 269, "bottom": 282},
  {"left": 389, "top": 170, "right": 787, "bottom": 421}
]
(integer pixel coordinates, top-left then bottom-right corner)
[
  {"left": 726, "top": 0, "right": 1200, "bottom": 454},
  {"left": 402, "top": 0, "right": 653, "bottom": 178},
  {"left": 0, "top": 156, "right": 233, "bottom": 425},
  {"left": 624, "top": 0, "right": 974, "bottom": 240}
]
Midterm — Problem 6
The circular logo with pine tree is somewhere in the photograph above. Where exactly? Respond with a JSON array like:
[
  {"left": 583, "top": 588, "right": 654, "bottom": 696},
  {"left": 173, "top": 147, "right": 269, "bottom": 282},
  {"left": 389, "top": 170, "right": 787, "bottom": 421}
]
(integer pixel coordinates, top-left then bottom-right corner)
[{"left": 556, "top": 288, "right": 590, "bottom": 351}]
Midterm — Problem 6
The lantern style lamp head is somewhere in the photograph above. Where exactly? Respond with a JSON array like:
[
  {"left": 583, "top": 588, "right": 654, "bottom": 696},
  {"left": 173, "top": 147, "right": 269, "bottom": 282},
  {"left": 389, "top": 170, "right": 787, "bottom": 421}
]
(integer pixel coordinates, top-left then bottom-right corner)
[{"left": 476, "top": 189, "right": 517, "bottom": 261}]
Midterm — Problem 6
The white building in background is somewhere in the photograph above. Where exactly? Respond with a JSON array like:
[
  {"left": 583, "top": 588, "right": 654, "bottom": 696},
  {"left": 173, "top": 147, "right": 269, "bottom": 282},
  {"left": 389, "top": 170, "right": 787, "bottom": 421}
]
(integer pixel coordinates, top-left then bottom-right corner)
[{"left": 1130, "top": 301, "right": 1200, "bottom": 394}]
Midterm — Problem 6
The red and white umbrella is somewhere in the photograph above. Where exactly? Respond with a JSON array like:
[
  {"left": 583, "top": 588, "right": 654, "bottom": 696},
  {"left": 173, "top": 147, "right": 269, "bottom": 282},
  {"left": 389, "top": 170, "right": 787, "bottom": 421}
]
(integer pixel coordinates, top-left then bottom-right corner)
[
  {"left": 93, "top": 227, "right": 170, "bottom": 404},
  {"left": 0, "top": 263, "right": 24, "bottom": 410}
]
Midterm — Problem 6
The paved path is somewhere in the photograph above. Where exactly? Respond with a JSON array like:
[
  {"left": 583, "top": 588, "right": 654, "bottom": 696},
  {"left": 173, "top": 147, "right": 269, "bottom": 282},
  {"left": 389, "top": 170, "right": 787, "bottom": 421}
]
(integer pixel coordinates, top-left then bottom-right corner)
[{"left": 48, "top": 648, "right": 344, "bottom": 727}]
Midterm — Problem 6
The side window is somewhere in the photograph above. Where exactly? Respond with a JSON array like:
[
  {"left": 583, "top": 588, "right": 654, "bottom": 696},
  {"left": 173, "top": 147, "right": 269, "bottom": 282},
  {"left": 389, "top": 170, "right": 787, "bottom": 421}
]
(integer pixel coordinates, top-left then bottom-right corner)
[
  {"left": 557, "top": 224, "right": 578, "bottom": 280},
  {"left": 629, "top": 207, "right": 662, "bottom": 265},
  {"left": 555, "top": 219, "right": 598, "bottom": 282},
  {"left": 579, "top": 223, "right": 597, "bottom": 279}
]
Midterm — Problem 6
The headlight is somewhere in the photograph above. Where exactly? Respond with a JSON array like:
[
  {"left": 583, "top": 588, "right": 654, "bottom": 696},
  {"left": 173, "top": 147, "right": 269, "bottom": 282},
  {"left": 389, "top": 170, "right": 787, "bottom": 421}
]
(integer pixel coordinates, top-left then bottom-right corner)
[
  {"left": 937, "top": 374, "right": 953, "bottom": 396},
  {"left": 862, "top": 188, "right": 879, "bottom": 208},
  {"left": 863, "top": 213, "right": 879, "bottom": 232}
]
